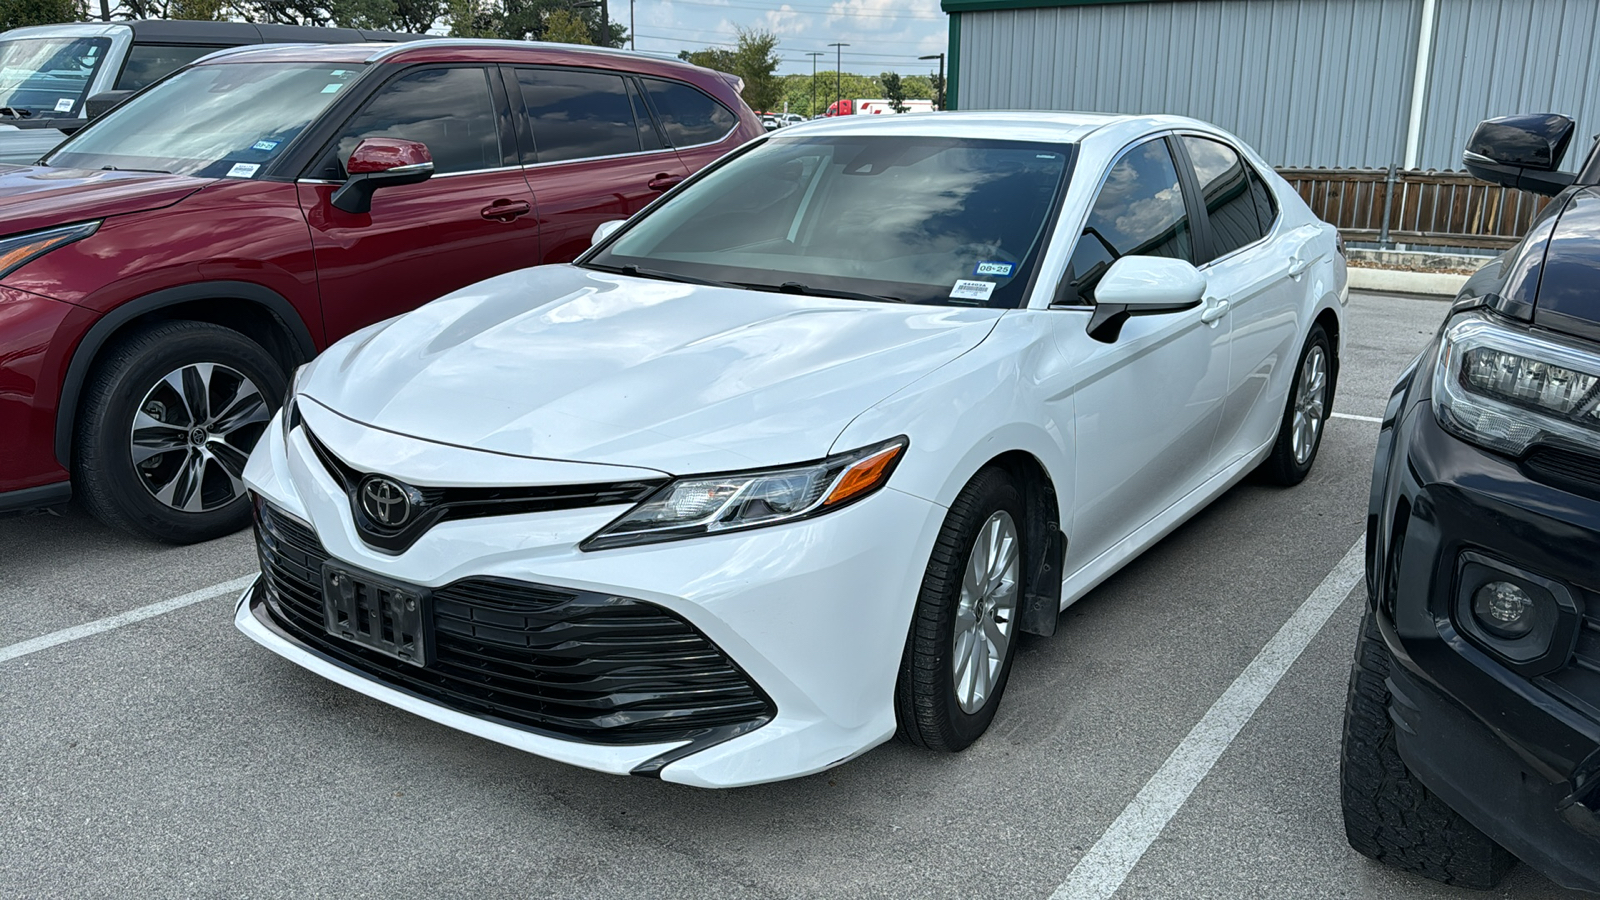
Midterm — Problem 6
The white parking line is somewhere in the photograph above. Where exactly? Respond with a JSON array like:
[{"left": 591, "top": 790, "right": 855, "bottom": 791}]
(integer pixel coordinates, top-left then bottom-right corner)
[
  {"left": 0, "top": 574, "right": 255, "bottom": 665},
  {"left": 1331, "top": 411, "right": 1383, "bottom": 423},
  {"left": 1049, "top": 537, "right": 1365, "bottom": 900}
]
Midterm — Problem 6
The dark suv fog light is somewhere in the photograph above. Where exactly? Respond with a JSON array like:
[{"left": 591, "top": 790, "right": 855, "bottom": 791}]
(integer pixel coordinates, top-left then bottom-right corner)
[
  {"left": 1473, "top": 581, "right": 1536, "bottom": 638},
  {"left": 1454, "top": 552, "right": 1581, "bottom": 677}
]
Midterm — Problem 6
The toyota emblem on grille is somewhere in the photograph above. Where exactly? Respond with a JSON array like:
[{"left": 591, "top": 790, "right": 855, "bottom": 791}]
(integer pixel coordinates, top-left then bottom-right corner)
[{"left": 360, "top": 476, "right": 414, "bottom": 528}]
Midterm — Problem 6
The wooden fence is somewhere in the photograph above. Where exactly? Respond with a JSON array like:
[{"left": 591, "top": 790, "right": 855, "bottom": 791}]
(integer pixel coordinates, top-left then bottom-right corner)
[{"left": 1276, "top": 167, "right": 1552, "bottom": 250}]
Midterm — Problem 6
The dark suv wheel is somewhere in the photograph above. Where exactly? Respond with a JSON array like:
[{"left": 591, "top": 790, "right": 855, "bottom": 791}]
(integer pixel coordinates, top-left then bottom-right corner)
[{"left": 75, "top": 320, "right": 285, "bottom": 543}]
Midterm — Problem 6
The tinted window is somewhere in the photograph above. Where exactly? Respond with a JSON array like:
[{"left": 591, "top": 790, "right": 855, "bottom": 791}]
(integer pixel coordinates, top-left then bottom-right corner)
[
  {"left": 335, "top": 67, "right": 501, "bottom": 176},
  {"left": 517, "top": 69, "right": 642, "bottom": 162},
  {"left": 640, "top": 78, "right": 735, "bottom": 147},
  {"left": 1062, "top": 138, "right": 1192, "bottom": 305},
  {"left": 115, "top": 44, "right": 221, "bottom": 91},
  {"left": 628, "top": 79, "right": 664, "bottom": 151},
  {"left": 1248, "top": 165, "right": 1279, "bottom": 234},
  {"left": 1182, "top": 136, "right": 1264, "bottom": 261}
]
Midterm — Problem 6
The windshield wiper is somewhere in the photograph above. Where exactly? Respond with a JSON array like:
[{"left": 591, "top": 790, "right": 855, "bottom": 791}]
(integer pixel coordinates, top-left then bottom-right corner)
[
  {"left": 0, "top": 107, "right": 32, "bottom": 119},
  {"left": 754, "top": 281, "right": 906, "bottom": 304},
  {"left": 100, "top": 165, "right": 172, "bottom": 174},
  {"left": 599, "top": 263, "right": 740, "bottom": 289}
]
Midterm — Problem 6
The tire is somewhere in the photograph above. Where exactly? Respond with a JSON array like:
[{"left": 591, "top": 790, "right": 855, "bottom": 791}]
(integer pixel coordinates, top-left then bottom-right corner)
[
  {"left": 75, "top": 320, "right": 286, "bottom": 544},
  {"left": 1340, "top": 608, "right": 1514, "bottom": 888},
  {"left": 1260, "top": 322, "right": 1333, "bottom": 485},
  {"left": 895, "top": 467, "right": 1026, "bottom": 752}
]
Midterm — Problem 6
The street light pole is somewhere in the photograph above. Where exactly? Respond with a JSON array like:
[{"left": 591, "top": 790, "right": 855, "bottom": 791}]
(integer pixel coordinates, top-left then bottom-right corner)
[
  {"left": 599, "top": 0, "right": 608, "bottom": 46},
  {"left": 918, "top": 52, "right": 945, "bottom": 110},
  {"left": 630, "top": 0, "right": 635, "bottom": 49},
  {"left": 806, "top": 51, "right": 823, "bottom": 117},
  {"left": 828, "top": 42, "right": 849, "bottom": 114}
]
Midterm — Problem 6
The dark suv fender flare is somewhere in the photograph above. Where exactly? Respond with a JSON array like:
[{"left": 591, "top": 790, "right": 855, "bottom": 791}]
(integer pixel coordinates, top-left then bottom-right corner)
[{"left": 54, "top": 281, "right": 317, "bottom": 468}]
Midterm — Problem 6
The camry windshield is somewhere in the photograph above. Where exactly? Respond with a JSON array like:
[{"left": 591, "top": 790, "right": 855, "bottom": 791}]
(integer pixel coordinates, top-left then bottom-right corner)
[
  {"left": 585, "top": 136, "right": 1071, "bottom": 308},
  {"left": 45, "top": 62, "right": 364, "bottom": 177},
  {"left": 0, "top": 36, "right": 111, "bottom": 117}
]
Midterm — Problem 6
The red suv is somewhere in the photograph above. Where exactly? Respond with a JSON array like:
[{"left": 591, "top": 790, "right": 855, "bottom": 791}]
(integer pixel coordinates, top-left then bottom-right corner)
[{"left": 0, "top": 39, "right": 761, "bottom": 542}]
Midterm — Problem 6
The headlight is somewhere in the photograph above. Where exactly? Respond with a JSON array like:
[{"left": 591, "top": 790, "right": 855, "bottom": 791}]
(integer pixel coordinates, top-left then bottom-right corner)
[
  {"left": 581, "top": 436, "right": 907, "bottom": 550},
  {"left": 1433, "top": 312, "right": 1600, "bottom": 456},
  {"left": 0, "top": 220, "right": 100, "bottom": 280}
]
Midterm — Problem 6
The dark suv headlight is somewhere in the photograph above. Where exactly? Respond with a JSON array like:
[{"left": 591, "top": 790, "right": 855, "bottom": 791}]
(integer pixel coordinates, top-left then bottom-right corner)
[{"left": 1433, "top": 311, "right": 1600, "bottom": 456}]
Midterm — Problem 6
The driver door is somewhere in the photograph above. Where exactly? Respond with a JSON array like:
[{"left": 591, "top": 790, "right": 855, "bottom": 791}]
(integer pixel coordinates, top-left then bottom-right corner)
[
  {"left": 1052, "top": 136, "right": 1232, "bottom": 572},
  {"left": 299, "top": 65, "right": 540, "bottom": 341}
]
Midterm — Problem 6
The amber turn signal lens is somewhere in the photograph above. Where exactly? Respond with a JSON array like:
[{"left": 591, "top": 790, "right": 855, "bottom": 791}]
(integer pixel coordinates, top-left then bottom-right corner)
[{"left": 823, "top": 444, "right": 903, "bottom": 507}]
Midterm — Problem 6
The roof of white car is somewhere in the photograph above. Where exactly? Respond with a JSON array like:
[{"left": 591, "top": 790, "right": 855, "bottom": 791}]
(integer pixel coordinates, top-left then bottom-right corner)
[{"left": 776, "top": 110, "right": 1225, "bottom": 147}]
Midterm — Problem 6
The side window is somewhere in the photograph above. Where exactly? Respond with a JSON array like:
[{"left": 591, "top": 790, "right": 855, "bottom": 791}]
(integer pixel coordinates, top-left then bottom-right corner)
[
  {"left": 517, "top": 69, "right": 642, "bottom": 163},
  {"left": 1182, "top": 135, "right": 1266, "bottom": 262},
  {"left": 1247, "top": 165, "right": 1279, "bottom": 235},
  {"left": 114, "top": 44, "right": 222, "bottom": 92},
  {"left": 1061, "top": 138, "right": 1193, "bottom": 305},
  {"left": 640, "top": 78, "right": 736, "bottom": 147},
  {"left": 333, "top": 67, "right": 502, "bottom": 177},
  {"left": 627, "top": 79, "right": 664, "bottom": 152}
]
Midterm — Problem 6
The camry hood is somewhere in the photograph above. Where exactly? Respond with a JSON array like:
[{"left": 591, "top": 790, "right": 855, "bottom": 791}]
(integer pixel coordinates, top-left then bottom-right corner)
[
  {"left": 0, "top": 165, "right": 205, "bottom": 236},
  {"left": 302, "top": 265, "right": 1001, "bottom": 474}
]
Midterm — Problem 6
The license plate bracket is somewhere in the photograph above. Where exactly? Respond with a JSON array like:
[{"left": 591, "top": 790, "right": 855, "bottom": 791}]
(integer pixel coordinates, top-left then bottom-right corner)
[{"left": 322, "top": 564, "right": 431, "bottom": 667}]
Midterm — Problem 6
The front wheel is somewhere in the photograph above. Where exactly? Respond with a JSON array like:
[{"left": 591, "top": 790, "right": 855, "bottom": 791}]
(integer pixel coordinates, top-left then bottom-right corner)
[
  {"left": 1260, "top": 322, "right": 1332, "bottom": 485},
  {"left": 75, "top": 320, "right": 285, "bottom": 543},
  {"left": 895, "top": 467, "right": 1025, "bottom": 752}
]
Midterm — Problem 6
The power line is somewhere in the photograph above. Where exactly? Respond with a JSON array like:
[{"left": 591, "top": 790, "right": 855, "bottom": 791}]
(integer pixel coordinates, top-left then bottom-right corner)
[
  {"left": 638, "top": 21, "right": 941, "bottom": 45},
  {"left": 665, "top": 0, "right": 944, "bottom": 21},
  {"left": 634, "top": 33, "right": 931, "bottom": 59}
]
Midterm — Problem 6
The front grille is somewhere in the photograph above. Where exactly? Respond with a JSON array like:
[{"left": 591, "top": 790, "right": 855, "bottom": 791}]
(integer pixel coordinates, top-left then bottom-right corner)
[
  {"left": 1539, "top": 608, "right": 1600, "bottom": 720},
  {"left": 253, "top": 502, "right": 774, "bottom": 745},
  {"left": 303, "top": 425, "right": 664, "bottom": 553},
  {"left": 1524, "top": 446, "right": 1600, "bottom": 498}
]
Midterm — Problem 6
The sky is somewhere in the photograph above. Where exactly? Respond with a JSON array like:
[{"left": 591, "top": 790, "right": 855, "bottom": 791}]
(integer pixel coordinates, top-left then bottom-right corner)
[{"left": 617, "top": 0, "right": 950, "bottom": 77}]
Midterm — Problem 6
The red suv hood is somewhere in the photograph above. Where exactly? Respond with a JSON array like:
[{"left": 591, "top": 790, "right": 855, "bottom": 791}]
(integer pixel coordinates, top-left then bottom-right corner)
[{"left": 0, "top": 165, "right": 206, "bottom": 236}]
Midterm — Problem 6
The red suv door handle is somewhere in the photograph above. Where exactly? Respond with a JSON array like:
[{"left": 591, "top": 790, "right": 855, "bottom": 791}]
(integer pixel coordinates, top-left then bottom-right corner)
[
  {"left": 647, "top": 173, "right": 683, "bottom": 192},
  {"left": 481, "top": 199, "right": 531, "bottom": 222}
]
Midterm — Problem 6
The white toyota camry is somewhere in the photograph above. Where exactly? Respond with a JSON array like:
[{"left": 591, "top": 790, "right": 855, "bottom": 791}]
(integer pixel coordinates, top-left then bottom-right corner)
[{"left": 238, "top": 112, "right": 1348, "bottom": 787}]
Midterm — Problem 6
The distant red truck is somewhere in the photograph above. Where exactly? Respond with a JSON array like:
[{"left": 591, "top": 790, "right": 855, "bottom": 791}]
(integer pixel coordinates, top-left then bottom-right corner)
[{"left": 0, "top": 39, "right": 762, "bottom": 541}]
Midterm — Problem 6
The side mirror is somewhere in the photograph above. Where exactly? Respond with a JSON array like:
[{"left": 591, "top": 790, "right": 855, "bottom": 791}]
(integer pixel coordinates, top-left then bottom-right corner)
[
  {"left": 84, "top": 90, "right": 132, "bottom": 120},
  {"left": 1463, "top": 114, "right": 1578, "bottom": 196},
  {"left": 1085, "top": 256, "right": 1206, "bottom": 343},
  {"left": 591, "top": 219, "right": 625, "bottom": 247},
  {"left": 330, "top": 138, "right": 434, "bottom": 214}
]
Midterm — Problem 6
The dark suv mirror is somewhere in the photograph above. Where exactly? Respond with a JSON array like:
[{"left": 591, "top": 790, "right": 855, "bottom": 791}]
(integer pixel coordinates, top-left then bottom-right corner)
[
  {"left": 331, "top": 138, "right": 434, "bottom": 214},
  {"left": 1463, "top": 114, "right": 1577, "bottom": 196}
]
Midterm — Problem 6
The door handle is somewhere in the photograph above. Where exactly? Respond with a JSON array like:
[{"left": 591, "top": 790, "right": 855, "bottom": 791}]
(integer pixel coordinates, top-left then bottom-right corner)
[
  {"left": 647, "top": 173, "right": 684, "bottom": 192},
  {"left": 1287, "top": 252, "right": 1317, "bottom": 278},
  {"left": 480, "top": 199, "right": 531, "bottom": 222},
  {"left": 1200, "top": 297, "right": 1230, "bottom": 324}
]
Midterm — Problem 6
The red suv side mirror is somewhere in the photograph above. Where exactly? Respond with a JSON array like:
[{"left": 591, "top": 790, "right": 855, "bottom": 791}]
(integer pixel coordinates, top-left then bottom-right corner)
[{"left": 330, "top": 138, "right": 435, "bottom": 214}]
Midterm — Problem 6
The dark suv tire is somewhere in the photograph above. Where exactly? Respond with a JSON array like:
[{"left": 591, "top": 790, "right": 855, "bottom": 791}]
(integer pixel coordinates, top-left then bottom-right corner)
[
  {"left": 1340, "top": 608, "right": 1515, "bottom": 888},
  {"left": 75, "top": 320, "right": 285, "bottom": 544}
]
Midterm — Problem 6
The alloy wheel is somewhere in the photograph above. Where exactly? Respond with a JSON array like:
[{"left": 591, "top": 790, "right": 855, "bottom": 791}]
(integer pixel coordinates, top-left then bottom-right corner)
[
  {"left": 1292, "top": 344, "right": 1328, "bottom": 465},
  {"left": 130, "top": 362, "right": 270, "bottom": 513},
  {"left": 952, "top": 509, "right": 1021, "bottom": 714}
]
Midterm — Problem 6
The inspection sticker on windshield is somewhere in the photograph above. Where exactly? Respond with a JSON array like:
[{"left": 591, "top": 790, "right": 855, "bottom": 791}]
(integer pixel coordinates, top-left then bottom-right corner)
[
  {"left": 226, "top": 162, "right": 260, "bottom": 178},
  {"left": 950, "top": 279, "right": 996, "bottom": 302},
  {"left": 53, "top": 98, "right": 73, "bottom": 112},
  {"left": 973, "top": 261, "right": 1014, "bottom": 277},
  {"left": 251, "top": 140, "right": 279, "bottom": 152},
  {"left": 321, "top": 83, "right": 343, "bottom": 93}
]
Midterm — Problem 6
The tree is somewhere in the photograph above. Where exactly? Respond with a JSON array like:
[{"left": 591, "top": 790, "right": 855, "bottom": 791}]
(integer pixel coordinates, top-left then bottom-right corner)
[
  {"left": 0, "top": 0, "right": 74, "bottom": 31},
  {"left": 881, "top": 71, "right": 905, "bottom": 113},
  {"left": 681, "top": 29, "right": 780, "bottom": 113},
  {"left": 541, "top": 6, "right": 590, "bottom": 44},
  {"left": 929, "top": 72, "right": 946, "bottom": 111}
]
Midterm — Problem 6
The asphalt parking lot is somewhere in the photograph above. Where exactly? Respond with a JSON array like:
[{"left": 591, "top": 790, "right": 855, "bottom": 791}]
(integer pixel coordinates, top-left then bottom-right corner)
[{"left": 1, "top": 291, "right": 1589, "bottom": 900}]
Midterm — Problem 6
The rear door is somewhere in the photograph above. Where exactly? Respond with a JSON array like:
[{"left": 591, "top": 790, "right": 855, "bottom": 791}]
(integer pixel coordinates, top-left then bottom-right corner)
[
  {"left": 299, "top": 64, "right": 538, "bottom": 340},
  {"left": 637, "top": 76, "right": 746, "bottom": 184},
  {"left": 510, "top": 67, "right": 688, "bottom": 264}
]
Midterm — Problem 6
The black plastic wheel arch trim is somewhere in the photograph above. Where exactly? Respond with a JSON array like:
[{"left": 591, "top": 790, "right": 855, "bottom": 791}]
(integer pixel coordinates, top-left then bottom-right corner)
[{"left": 53, "top": 281, "right": 318, "bottom": 467}]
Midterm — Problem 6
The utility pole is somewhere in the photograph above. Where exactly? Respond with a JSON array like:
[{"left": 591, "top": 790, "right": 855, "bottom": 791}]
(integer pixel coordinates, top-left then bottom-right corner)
[
  {"left": 630, "top": 0, "right": 635, "bottom": 49},
  {"left": 919, "top": 52, "right": 945, "bottom": 110},
  {"left": 828, "top": 42, "right": 849, "bottom": 114},
  {"left": 806, "top": 51, "right": 823, "bottom": 117}
]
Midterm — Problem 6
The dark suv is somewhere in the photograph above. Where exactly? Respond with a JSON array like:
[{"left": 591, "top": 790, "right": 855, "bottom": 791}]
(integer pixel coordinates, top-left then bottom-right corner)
[
  {"left": 1342, "top": 113, "right": 1600, "bottom": 892},
  {"left": 0, "top": 39, "right": 761, "bottom": 542}
]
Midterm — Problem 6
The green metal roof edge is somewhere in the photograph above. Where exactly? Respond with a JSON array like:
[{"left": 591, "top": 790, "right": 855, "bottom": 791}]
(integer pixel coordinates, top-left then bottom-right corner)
[{"left": 941, "top": 0, "right": 1162, "bottom": 12}]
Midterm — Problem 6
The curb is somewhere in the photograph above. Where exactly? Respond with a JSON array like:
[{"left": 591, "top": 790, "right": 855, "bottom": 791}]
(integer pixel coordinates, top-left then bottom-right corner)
[{"left": 1346, "top": 267, "right": 1469, "bottom": 297}]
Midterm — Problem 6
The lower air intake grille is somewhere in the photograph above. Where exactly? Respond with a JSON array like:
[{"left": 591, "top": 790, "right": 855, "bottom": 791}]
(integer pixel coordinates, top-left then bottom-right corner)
[
  {"left": 1524, "top": 447, "right": 1600, "bottom": 497},
  {"left": 253, "top": 502, "right": 774, "bottom": 744}
]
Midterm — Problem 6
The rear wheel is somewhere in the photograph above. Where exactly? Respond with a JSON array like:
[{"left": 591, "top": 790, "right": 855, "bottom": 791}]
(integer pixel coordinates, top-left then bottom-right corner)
[
  {"left": 1260, "top": 323, "right": 1332, "bottom": 485},
  {"left": 1340, "top": 609, "right": 1514, "bottom": 888},
  {"left": 895, "top": 467, "right": 1025, "bottom": 751},
  {"left": 75, "top": 320, "right": 284, "bottom": 543}
]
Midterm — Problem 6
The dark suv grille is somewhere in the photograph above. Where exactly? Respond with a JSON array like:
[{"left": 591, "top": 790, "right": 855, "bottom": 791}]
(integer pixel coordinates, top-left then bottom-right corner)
[
  {"left": 253, "top": 502, "right": 774, "bottom": 745},
  {"left": 1523, "top": 446, "right": 1600, "bottom": 498}
]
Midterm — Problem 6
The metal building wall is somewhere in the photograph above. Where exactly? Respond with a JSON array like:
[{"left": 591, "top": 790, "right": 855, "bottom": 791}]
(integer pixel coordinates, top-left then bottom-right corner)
[
  {"left": 1420, "top": 0, "right": 1600, "bottom": 171},
  {"left": 955, "top": 0, "right": 1422, "bottom": 169}
]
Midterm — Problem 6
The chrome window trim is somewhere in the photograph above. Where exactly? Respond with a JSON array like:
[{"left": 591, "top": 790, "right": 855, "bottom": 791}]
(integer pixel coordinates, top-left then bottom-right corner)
[{"left": 522, "top": 146, "right": 682, "bottom": 170}]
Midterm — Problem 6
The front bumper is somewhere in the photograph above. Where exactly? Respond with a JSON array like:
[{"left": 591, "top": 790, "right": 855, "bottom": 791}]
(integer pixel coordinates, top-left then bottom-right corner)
[
  {"left": 1368, "top": 391, "right": 1600, "bottom": 891},
  {"left": 235, "top": 412, "right": 945, "bottom": 788}
]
